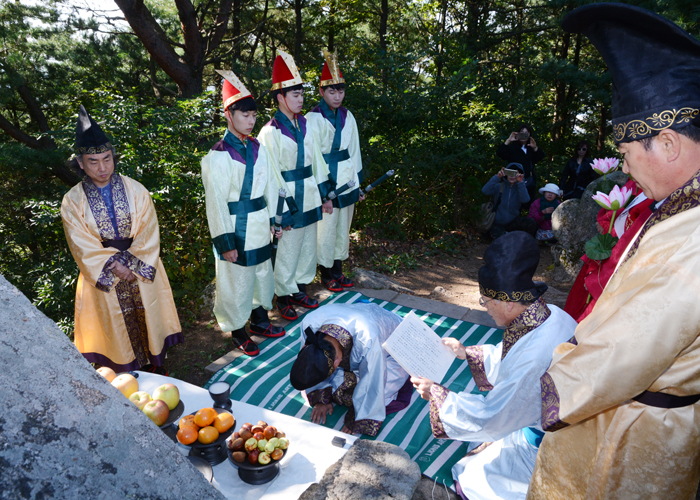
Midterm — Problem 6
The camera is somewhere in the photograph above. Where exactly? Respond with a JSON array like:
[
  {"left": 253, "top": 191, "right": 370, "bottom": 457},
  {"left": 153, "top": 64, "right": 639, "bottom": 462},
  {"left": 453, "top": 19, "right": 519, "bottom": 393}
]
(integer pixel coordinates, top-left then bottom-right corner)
[
  {"left": 516, "top": 131, "right": 530, "bottom": 142},
  {"left": 504, "top": 168, "right": 519, "bottom": 178}
]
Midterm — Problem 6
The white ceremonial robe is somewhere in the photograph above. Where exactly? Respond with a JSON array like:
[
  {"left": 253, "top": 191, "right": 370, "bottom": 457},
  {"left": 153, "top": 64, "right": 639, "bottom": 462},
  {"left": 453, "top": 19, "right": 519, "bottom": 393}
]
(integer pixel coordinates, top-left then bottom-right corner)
[
  {"left": 431, "top": 303, "right": 576, "bottom": 500},
  {"left": 301, "top": 303, "right": 409, "bottom": 435},
  {"left": 305, "top": 104, "right": 363, "bottom": 267},
  {"left": 258, "top": 114, "right": 329, "bottom": 296},
  {"left": 201, "top": 135, "right": 286, "bottom": 331}
]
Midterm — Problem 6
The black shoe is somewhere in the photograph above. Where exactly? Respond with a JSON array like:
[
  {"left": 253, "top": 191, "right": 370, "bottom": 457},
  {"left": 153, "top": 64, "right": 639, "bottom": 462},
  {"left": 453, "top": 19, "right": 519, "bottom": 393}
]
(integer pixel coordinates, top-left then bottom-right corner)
[
  {"left": 232, "top": 328, "right": 259, "bottom": 356},
  {"left": 289, "top": 292, "right": 319, "bottom": 309},
  {"left": 276, "top": 296, "right": 298, "bottom": 320},
  {"left": 249, "top": 322, "right": 286, "bottom": 338}
]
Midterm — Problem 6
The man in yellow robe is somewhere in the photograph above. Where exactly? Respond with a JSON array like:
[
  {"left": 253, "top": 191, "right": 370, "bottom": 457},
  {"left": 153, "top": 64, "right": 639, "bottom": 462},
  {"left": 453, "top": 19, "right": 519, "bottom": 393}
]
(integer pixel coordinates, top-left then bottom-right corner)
[
  {"left": 528, "top": 5, "right": 700, "bottom": 499},
  {"left": 61, "top": 105, "right": 182, "bottom": 373}
]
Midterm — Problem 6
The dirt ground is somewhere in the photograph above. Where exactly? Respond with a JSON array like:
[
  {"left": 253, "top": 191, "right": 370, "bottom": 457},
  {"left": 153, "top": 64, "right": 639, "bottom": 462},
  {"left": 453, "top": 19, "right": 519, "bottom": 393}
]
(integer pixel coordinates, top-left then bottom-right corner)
[{"left": 165, "top": 231, "right": 575, "bottom": 387}]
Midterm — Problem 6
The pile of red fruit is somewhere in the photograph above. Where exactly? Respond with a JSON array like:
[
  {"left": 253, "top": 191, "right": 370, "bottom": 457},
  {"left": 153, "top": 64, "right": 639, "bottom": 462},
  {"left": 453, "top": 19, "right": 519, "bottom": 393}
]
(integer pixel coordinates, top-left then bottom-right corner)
[{"left": 227, "top": 420, "right": 290, "bottom": 465}]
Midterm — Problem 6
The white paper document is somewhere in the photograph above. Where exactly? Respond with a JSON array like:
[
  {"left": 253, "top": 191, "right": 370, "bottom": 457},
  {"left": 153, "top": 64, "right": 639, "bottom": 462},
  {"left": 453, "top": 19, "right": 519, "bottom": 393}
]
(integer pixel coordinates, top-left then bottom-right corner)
[{"left": 382, "top": 311, "right": 456, "bottom": 383}]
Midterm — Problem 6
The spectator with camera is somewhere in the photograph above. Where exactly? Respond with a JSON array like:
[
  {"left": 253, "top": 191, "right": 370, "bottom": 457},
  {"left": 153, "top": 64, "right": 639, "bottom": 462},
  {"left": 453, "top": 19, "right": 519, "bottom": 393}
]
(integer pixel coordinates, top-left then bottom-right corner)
[
  {"left": 482, "top": 163, "right": 537, "bottom": 240},
  {"left": 497, "top": 124, "right": 545, "bottom": 204},
  {"left": 559, "top": 140, "right": 598, "bottom": 200}
]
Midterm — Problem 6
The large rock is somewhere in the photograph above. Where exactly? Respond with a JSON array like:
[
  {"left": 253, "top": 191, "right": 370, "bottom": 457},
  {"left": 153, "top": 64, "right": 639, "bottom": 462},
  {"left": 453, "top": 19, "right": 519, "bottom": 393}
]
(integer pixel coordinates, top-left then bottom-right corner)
[
  {"left": 299, "top": 440, "right": 422, "bottom": 500},
  {"left": 551, "top": 171, "right": 629, "bottom": 278},
  {"left": 0, "top": 275, "right": 225, "bottom": 500},
  {"left": 353, "top": 268, "right": 414, "bottom": 294}
]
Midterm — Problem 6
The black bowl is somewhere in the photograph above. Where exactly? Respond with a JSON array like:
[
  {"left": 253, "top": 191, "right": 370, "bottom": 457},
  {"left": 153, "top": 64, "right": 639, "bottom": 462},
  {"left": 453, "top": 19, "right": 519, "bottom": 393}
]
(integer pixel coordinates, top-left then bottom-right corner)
[
  {"left": 186, "top": 408, "right": 236, "bottom": 450},
  {"left": 227, "top": 447, "right": 287, "bottom": 485}
]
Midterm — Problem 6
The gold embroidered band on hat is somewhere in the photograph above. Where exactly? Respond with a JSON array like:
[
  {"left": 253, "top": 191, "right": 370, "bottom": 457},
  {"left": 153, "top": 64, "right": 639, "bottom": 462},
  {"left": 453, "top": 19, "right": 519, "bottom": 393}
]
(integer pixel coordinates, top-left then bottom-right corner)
[
  {"left": 320, "top": 49, "right": 345, "bottom": 87},
  {"left": 77, "top": 142, "right": 113, "bottom": 155},
  {"left": 613, "top": 107, "right": 700, "bottom": 142},
  {"left": 479, "top": 285, "right": 536, "bottom": 302}
]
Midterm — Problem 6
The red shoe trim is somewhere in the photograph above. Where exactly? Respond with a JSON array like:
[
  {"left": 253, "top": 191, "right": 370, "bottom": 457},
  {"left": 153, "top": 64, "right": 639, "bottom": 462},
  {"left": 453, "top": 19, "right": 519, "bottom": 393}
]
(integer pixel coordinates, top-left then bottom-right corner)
[
  {"left": 339, "top": 276, "right": 354, "bottom": 288},
  {"left": 323, "top": 279, "right": 343, "bottom": 292},
  {"left": 289, "top": 295, "right": 319, "bottom": 309},
  {"left": 250, "top": 324, "right": 286, "bottom": 338},
  {"left": 238, "top": 340, "right": 260, "bottom": 356},
  {"left": 279, "top": 305, "right": 298, "bottom": 320}
]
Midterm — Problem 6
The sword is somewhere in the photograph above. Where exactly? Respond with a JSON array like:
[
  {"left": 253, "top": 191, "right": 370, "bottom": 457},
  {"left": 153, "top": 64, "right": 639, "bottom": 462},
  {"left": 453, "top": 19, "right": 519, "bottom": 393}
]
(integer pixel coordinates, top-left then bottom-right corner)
[
  {"left": 271, "top": 188, "right": 286, "bottom": 267},
  {"left": 359, "top": 169, "right": 395, "bottom": 197},
  {"left": 323, "top": 180, "right": 356, "bottom": 203}
]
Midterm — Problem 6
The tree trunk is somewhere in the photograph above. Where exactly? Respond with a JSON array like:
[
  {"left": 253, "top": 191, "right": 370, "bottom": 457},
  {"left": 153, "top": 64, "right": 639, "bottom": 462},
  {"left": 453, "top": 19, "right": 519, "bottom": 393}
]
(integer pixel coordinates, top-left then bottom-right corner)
[
  {"left": 294, "top": 0, "right": 303, "bottom": 61},
  {"left": 379, "top": 0, "right": 389, "bottom": 89},
  {"left": 435, "top": 0, "right": 448, "bottom": 83},
  {"left": 233, "top": 0, "right": 241, "bottom": 60},
  {"left": 328, "top": 0, "right": 336, "bottom": 52},
  {"left": 597, "top": 104, "right": 608, "bottom": 153}
]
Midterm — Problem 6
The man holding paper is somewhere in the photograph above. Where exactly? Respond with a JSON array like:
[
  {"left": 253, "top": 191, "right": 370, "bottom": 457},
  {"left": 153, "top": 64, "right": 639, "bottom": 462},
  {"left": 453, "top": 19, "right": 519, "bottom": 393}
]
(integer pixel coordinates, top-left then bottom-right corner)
[
  {"left": 412, "top": 231, "right": 576, "bottom": 500},
  {"left": 289, "top": 302, "right": 412, "bottom": 436}
]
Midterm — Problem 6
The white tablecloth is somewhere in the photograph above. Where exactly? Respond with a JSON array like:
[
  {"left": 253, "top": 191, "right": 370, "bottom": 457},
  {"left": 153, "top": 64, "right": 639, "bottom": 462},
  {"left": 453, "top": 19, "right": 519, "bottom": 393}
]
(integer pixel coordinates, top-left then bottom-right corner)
[{"left": 137, "top": 372, "right": 356, "bottom": 500}]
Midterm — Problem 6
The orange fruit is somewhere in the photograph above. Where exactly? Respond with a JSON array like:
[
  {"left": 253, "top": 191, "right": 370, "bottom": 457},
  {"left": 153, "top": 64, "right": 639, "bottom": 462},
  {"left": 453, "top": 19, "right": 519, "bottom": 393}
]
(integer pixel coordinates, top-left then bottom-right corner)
[
  {"left": 179, "top": 415, "right": 197, "bottom": 430},
  {"left": 198, "top": 426, "right": 220, "bottom": 444},
  {"left": 213, "top": 412, "right": 234, "bottom": 433},
  {"left": 177, "top": 426, "right": 198, "bottom": 445},
  {"left": 193, "top": 407, "right": 217, "bottom": 427}
]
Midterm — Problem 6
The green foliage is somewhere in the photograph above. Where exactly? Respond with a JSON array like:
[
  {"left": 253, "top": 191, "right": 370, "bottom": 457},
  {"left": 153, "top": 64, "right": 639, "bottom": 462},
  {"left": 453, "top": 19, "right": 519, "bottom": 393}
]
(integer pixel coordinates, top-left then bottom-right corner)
[{"left": 0, "top": 0, "right": 696, "bottom": 336}]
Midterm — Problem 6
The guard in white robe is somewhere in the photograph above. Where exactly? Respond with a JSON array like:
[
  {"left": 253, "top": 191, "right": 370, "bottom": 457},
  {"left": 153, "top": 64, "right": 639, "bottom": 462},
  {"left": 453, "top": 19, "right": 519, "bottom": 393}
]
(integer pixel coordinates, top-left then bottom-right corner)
[
  {"left": 290, "top": 302, "right": 412, "bottom": 436},
  {"left": 201, "top": 70, "right": 287, "bottom": 356},
  {"left": 412, "top": 232, "right": 577, "bottom": 500},
  {"left": 258, "top": 50, "right": 331, "bottom": 321},
  {"left": 306, "top": 49, "right": 364, "bottom": 291}
]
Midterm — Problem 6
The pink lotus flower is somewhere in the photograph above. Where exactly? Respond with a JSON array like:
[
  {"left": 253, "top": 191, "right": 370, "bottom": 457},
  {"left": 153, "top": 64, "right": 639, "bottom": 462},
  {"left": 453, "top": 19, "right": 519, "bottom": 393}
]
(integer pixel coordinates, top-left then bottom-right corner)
[
  {"left": 591, "top": 157, "right": 620, "bottom": 176},
  {"left": 592, "top": 184, "right": 633, "bottom": 211}
]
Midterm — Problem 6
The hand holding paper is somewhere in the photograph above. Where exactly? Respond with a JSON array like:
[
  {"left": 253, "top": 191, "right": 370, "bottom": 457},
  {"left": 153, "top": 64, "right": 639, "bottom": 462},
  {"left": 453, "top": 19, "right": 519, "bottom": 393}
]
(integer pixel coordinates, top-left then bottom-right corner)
[{"left": 382, "top": 311, "right": 457, "bottom": 383}]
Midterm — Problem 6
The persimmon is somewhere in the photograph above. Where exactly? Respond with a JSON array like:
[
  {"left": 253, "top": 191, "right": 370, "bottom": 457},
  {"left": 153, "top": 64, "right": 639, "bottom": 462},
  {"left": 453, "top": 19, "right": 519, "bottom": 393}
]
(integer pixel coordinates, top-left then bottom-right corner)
[
  {"left": 193, "top": 407, "right": 217, "bottom": 427},
  {"left": 198, "top": 426, "right": 220, "bottom": 444},
  {"left": 177, "top": 426, "right": 198, "bottom": 445},
  {"left": 179, "top": 415, "right": 197, "bottom": 430},
  {"left": 213, "top": 412, "right": 234, "bottom": 433}
]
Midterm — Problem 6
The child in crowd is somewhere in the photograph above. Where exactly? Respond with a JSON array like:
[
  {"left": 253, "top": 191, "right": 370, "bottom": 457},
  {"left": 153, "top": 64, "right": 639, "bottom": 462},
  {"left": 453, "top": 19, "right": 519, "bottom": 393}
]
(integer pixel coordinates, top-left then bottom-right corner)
[{"left": 528, "top": 183, "right": 561, "bottom": 242}]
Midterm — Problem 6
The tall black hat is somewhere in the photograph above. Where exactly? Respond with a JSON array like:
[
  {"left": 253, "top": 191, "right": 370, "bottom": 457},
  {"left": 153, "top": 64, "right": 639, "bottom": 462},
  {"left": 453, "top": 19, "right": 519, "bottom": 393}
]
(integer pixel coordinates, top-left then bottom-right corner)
[
  {"left": 289, "top": 327, "right": 336, "bottom": 391},
  {"left": 562, "top": 4, "right": 700, "bottom": 144},
  {"left": 75, "top": 104, "right": 112, "bottom": 154},
  {"left": 478, "top": 231, "right": 547, "bottom": 302}
]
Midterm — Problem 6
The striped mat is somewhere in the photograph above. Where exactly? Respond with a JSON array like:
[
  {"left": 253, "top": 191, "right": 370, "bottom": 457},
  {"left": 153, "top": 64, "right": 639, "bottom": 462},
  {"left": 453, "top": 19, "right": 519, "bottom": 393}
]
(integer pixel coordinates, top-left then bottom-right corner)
[{"left": 205, "top": 291, "right": 503, "bottom": 487}]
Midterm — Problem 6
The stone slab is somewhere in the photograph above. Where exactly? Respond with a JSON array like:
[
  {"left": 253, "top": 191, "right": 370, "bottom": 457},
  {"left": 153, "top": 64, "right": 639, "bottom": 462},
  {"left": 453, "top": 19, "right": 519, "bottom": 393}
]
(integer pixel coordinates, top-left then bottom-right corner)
[
  {"left": 462, "top": 308, "right": 498, "bottom": 329},
  {"left": 354, "top": 287, "right": 400, "bottom": 303},
  {"left": 0, "top": 274, "right": 224, "bottom": 500},
  {"left": 391, "top": 294, "right": 470, "bottom": 320}
]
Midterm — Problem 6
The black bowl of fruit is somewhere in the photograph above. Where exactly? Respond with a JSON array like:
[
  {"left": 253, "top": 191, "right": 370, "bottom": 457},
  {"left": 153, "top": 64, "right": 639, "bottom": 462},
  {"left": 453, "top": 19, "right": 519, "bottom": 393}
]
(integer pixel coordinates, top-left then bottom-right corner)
[{"left": 226, "top": 420, "right": 290, "bottom": 485}]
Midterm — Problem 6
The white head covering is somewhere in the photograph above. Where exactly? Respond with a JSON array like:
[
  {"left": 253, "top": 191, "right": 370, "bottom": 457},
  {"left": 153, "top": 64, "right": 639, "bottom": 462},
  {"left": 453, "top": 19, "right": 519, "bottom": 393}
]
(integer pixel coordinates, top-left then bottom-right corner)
[{"left": 539, "top": 183, "right": 562, "bottom": 196}]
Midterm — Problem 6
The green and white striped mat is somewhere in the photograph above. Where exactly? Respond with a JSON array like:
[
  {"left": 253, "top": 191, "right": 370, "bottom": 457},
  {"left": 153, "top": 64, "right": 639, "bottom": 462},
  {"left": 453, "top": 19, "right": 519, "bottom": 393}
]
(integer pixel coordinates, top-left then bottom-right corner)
[{"left": 205, "top": 291, "right": 503, "bottom": 487}]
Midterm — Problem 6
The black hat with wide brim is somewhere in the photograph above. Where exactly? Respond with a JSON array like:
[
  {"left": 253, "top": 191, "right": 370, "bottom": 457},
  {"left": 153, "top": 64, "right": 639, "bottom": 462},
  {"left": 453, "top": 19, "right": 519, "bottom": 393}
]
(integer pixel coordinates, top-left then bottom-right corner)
[
  {"left": 75, "top": 104, "right": 112, "bottom": 154},
  {"left": 478, "top": 231, "right": 547, "bottom": 302},
  {"left": 562, "top": 3, "right": 700, "bottom": 144}
]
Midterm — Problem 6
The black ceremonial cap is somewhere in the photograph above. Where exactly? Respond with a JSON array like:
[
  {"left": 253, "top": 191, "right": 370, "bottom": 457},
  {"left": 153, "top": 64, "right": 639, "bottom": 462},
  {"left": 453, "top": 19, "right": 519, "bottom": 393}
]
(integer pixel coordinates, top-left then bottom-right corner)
[
  {"left": 478, "top": 231, "right": 547, "bottom": 302},
  {"left": 289, "top": 327, "right": 335, "bottom": 391},
  {"left": 562, "top": 3, "right": 700, "bottom": 143},
  {"left": 75, "top": 104, "right": 112, "bottom": 154}
]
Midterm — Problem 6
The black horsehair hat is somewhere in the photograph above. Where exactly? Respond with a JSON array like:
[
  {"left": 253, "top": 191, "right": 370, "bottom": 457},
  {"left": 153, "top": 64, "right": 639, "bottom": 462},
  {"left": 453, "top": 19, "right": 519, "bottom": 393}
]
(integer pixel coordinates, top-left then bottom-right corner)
[
  {"left": 289, "top": 327, "right": 336, "bottom": 391},
  {"left": 478, "top": 231, "right": 547, "bottom": 302},
  {"left": 75, "top": 104, "right": 112, "bottom": 155},
  {"left": 562, "top": 3, "right": 700, "bottom": 144}
]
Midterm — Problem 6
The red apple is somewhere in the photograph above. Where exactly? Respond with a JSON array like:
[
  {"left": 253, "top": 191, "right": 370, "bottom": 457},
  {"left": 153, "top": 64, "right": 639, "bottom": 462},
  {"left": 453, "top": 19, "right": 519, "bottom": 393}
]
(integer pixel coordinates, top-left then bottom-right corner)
[
  {"left": 152, "top": 383, "right": 180, "bottom": 410},
  {"left": 257, "top": 420, "right": 268, "bottom": 427},
  {"left": 263, "top": 426, "right": 276, "bottom": 440},
  {"left": 248, "top": 449, "right": 259, "bottom": 464},
  {"left": 253, "top": 432, "right": 264, "bottom": 441},
  {"left": 276, "top": 431, "right": 286, "bottom": 439},
  {"left": 239, "top": 429, "right": 253, "bottom": 441},
  {"left": 142, "top": 399, "right": 170, "bottom": 426},
  {"left": 271, "top": 448, "right": 283, "bottom": 461},
  {"left": 251, "top": 425, "right": 264, "bottom": 435},
  {"left": 230, "top": 438, "right": 245, "bottom": 451},
  {"left": 241, "top": 423, "right": 252, "bottom": 431},
  {"left": 258, "top": 452, "right": 271, "bottom": 465},
  {"left": 128, "top": 391, "right": 152, "bottom": 410}
]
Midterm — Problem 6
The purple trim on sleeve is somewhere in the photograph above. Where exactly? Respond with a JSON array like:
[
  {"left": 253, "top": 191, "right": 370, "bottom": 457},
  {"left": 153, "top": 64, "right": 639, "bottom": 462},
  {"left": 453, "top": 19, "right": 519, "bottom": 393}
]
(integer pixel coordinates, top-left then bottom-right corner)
[
  {"left": 385, "top": 377, "right": 413, "bottom": 415},
  {"left": 465, "top": 345, "right": 493, "bottom": 392},
  {"left": 332, "top": 371, "right": 357, "bottom": 407},
  {"left": 541, "top": 372, "right": 569, "bottom": 432},
  {"left": 95, "top": 254, "right": 120, "bottom": 292},
  {"left": 429, "top": 384, "right": 450, "bottom": 439},
  {"left": 567, "top": 335, "right": 578, "bottom": 346},
  {"left": 351, "top": 418, "right": 382, "bottom": 437},
  {"left": 119, "top": 251, "right": 157, "bottom": 283},
  {"left": 307, "top": 386, "right": 332, "bottom": 406}
]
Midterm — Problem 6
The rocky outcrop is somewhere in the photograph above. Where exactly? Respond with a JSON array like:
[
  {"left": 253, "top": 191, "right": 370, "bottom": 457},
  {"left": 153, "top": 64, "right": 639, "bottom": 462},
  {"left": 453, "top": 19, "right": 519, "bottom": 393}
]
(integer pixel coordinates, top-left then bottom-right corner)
[
  {"left": 0, "top": 275, "right": 224, "bottom": 500},
  {"left": 299, "top": 440, "right": 422, "bottom": 500},
  {"left": 352, "top": 268, "right": 415, "bottom": 294},
  {"left": 551, "top": 171, "right": 629, "bottom": 279}
]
